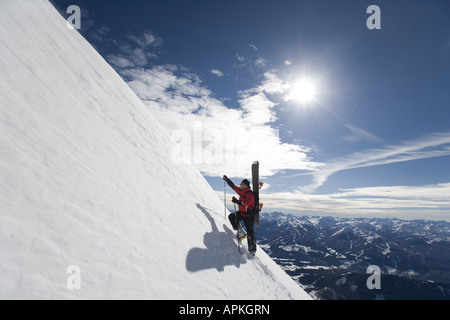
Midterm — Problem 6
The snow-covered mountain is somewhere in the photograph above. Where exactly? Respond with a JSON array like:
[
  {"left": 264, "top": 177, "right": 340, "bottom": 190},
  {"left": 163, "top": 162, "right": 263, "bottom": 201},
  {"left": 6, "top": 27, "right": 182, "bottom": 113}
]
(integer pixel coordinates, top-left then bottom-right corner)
[
  {"left": 0, "top": 0, "right": 310, "bottom": 300},
  {"left": 259, "top": 212, "right": 450, "bottom": 299}
]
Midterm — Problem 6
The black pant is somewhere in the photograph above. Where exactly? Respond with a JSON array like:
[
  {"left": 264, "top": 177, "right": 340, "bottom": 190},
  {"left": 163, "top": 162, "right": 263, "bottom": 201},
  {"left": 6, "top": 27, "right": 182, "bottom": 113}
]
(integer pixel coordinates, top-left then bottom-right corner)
[{"left": 228, "top": 211, "right": 256, "bottom": 253}]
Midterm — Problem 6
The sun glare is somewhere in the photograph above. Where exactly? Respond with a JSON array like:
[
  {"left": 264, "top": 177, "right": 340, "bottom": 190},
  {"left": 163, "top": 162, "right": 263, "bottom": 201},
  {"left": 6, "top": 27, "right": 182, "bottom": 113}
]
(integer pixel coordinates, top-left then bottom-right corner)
[{"left": 288, "top": 79, "right": 317, "bottom": 104}]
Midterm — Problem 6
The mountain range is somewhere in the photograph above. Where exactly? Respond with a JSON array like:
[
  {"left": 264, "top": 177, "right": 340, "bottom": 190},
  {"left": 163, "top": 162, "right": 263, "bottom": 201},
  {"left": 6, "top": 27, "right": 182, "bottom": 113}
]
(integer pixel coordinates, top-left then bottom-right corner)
[{"left": 258, "top": 212, "right": 450, "bottom": 300}]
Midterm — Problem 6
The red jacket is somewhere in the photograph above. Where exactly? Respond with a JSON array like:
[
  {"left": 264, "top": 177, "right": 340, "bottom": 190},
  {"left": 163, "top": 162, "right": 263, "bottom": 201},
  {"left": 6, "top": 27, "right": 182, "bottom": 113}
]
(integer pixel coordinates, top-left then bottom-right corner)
[{"left": 233, "top": 186, "right": 255, "bottom": 217}]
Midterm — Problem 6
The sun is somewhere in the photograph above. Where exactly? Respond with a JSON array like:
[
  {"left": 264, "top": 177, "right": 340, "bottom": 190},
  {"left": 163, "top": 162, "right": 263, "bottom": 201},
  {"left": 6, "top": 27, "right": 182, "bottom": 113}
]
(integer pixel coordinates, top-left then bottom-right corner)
[{"left": 287, "top": 79, "right": 318, "bottom": 104}]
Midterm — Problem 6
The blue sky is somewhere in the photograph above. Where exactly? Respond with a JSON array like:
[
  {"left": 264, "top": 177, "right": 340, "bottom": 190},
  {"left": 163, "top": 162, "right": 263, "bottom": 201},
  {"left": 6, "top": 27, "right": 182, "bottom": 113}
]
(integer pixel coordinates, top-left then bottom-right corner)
[{"left": 52, "top": 0, "right": 450, "bottom": 221}]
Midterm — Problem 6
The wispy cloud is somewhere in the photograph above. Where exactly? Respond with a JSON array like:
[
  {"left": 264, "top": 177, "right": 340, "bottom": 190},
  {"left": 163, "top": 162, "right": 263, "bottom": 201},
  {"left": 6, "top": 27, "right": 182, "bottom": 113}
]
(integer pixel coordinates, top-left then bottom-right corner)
[
  {"left": 343, "top": 123, "right": 384, "bottom": 144},
  {"left": 249, "top": 44, "right": 258, "bottom": 51},
  {"left": 254, "top": 57, "right": 268, "bottom": 68},
  {"left": 107, "top": 31, "right": 162, "bottom": 69},
  {"left": 127, "top": 31, "right": 163, "bottom": 49},
  {"left": 89, "top": 26, "right": 111, "bottom": 43},
  {"left": 234, "top": 53, "right": 270, "bottom": 71},
  {"left": 210, "top": 69, "right": 224, "bottom": 77},
  {"left": 303, "top": 132, "right": 450, "bottom": 191}
]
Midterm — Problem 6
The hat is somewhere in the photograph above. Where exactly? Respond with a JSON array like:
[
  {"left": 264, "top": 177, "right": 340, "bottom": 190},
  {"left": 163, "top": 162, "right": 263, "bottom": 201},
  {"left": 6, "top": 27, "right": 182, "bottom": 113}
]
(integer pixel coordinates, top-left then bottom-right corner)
[{"left": 241, "top": 179, "right": 250, "bottom": 188}]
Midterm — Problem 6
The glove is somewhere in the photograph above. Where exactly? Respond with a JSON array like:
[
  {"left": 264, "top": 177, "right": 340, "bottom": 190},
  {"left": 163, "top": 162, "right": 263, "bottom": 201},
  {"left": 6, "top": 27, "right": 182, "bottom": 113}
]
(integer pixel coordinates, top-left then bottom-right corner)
[
  {"left": 232, "top": 196, "right": 238, "bottom": 204},
  {"left": 223, "top": 175, "right": 234, "bottom": 188}
]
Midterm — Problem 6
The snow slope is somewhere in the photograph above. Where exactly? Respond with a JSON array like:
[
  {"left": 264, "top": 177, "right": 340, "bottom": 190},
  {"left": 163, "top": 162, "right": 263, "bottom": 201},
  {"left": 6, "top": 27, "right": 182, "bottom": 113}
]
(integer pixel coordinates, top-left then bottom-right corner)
[{"left": 0, "top": 0, "right": 311, "bottom": 300}]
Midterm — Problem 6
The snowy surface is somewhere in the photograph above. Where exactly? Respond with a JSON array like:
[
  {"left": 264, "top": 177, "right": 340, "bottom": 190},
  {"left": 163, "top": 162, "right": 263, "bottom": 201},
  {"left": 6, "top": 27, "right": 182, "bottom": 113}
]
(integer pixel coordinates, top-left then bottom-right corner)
[{"left": 0, "top": 0, "right": 311, "bottom": 300}]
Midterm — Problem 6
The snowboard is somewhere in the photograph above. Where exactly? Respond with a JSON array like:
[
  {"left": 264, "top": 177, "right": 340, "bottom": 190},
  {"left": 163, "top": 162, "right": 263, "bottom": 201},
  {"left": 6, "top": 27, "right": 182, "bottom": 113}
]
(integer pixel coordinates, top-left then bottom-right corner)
[{"left": 252, "top": 161, "right": 260, "bottom": 227}]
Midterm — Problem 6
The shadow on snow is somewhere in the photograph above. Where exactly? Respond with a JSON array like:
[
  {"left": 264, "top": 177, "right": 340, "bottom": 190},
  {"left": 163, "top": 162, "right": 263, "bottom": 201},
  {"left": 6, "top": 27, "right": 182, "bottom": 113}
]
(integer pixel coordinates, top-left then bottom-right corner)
[{"left": 185, "top": 203, "right": 247, "bottom": 272}]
